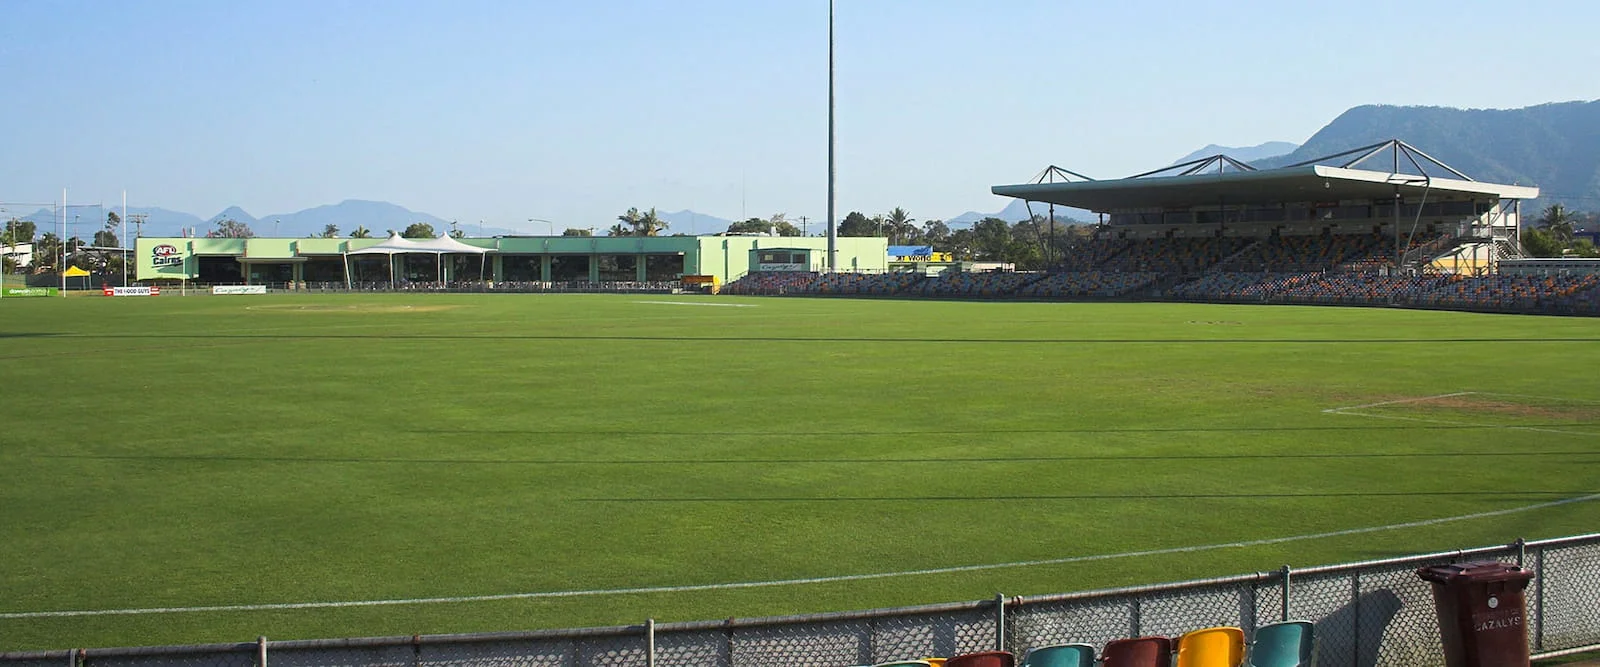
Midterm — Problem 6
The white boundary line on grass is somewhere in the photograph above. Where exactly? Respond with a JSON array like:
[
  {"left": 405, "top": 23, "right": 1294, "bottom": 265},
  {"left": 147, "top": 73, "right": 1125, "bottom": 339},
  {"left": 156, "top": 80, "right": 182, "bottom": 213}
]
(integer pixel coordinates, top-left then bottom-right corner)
[
  {"left": 1324, "top": 391, "right": 1600, "bottom": 438},
  {"left": 1320, "top": 391, "right": 1475, "bottom": 413},
  {"left": 5, "top": 491, "right": 1597, "bottom": 620}
]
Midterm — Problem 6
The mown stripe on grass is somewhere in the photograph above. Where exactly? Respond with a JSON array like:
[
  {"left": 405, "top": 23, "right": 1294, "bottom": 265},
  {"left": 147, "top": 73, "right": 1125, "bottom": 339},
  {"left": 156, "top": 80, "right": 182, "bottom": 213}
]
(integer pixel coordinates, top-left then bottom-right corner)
[{"left": 4, "top": 491, "right": 1596, "bottom": 620}]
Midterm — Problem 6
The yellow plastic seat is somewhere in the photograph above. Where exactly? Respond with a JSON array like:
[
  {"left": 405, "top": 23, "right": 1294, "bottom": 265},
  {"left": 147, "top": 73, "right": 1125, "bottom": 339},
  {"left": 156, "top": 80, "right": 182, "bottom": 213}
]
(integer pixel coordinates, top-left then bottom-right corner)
[{"left": 1175, "top": 627, "right": 1245, "bottom": 667}]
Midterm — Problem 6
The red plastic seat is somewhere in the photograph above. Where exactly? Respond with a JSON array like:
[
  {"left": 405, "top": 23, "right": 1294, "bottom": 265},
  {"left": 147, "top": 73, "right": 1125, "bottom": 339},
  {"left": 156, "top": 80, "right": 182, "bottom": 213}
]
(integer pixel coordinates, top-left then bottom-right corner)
[
  {"left": 1101, "top": 636, "right": 1173, "bottom": 667},
  {"left": 946, "top": 650, "right": 1016, "bottom": 667}
]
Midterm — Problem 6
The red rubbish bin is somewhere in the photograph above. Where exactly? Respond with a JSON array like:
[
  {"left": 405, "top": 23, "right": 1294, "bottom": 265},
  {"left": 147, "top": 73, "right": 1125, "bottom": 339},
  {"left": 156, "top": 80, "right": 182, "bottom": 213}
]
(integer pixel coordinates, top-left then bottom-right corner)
[{"left": 1416, "top": 560, "right": 1533, "bottom": 667}]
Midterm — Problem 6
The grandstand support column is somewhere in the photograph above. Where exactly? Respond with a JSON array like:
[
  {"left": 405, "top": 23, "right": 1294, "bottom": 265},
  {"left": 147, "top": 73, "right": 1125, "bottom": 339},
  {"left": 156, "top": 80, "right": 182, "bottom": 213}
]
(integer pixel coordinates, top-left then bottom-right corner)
[
  {"left": 1048, "top": 202, "right": 1055, "bottom": 266},
  {"left": 1393, "top": 186, "right": 1402, "bottom": 273},
  {"left": 1219, "top": 195, "right": 1226, "bottom": 237}
]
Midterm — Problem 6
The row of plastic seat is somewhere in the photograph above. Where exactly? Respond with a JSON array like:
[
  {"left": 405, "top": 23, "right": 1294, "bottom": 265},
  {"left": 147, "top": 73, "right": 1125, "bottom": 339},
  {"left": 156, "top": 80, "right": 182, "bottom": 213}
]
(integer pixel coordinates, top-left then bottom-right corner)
[
  {"left": 725, "top": 267, "right": 1600, "bottom": 316},
  {"left": 918, "top": 272, "right": 1042, "bottom": 297},
  {"left": 1096, "top": 237, "right": 1251, "bottom": 274},
  {"left": 1017, "top": 271, "right": 1160, "bottom": 298},
  {"left": 853, "top": 621, "right": 1313, "bottom": 667},
  {"left": 1212, "top": 233, "right": 1399, "bottom": 273},
  {"left": 722, "top": 271, "right": 823, "bottom": 294}
]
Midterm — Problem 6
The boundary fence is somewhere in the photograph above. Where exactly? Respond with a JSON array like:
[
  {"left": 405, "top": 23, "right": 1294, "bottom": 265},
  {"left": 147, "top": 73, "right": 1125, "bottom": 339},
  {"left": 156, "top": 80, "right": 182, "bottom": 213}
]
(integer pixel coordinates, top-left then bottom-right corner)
[{"left": 4, "top": 534, "right": 1598, "bottom": 667}]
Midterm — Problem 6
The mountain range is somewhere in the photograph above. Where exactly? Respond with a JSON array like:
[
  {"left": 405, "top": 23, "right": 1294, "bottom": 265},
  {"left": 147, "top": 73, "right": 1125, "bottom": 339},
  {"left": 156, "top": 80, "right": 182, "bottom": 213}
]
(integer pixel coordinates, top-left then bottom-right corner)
[
  {"left": 12, "top": 101, "right": 1597, "bottom": 239},
  {"left": 1253, "top": 101, "right": 1600, "bottom": 208},
  {"left": 1171, "top": 141, "right": 1300, "bottom": 166},
  {"left": 16, "top": 200, "right": 511, "bottom": 240},
  {"left": 946, "top": 141, "right": 1302, "bottom": 226}
]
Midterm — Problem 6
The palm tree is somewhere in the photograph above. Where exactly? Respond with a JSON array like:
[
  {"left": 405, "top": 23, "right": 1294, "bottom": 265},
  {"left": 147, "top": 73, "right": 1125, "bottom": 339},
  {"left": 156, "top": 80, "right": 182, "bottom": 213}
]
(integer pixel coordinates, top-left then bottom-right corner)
[
  {"left": 33, "top": 232, "right": 61, "bottom": 272},
  {"left": 608, "top": 223, "right": 632, "bottom": 237},
  {"left": 1539, "top": 203, "right": 1576, "bottom": 247},
  {"left": 617, "top": 208, "right": 643, "bottom": 233},
  {"left": 883, "top": 207, "right": 916, "bottom": 245},
  {"left": 617, "top": 207, "right": 669, "bottom": 236},
  {"left": 636, "top": 208, "right": 669, "bottom": 236},
  {"left": 350, "top": 226, "right": 372, "bottom": 239}
]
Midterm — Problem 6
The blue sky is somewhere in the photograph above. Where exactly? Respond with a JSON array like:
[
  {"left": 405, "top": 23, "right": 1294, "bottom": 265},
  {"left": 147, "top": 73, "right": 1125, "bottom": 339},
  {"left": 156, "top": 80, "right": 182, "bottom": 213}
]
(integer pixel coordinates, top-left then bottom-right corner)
[{"left": 2, "top": 0, "right": 1598, "bottom": 233}]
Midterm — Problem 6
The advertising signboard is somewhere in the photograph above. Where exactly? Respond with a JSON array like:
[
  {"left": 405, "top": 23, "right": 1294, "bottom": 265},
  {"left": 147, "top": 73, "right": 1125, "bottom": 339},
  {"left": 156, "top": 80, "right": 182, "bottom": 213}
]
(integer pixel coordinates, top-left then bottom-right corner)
[
  {"left": 212, "top": 285, "right": 268, "bottom": 295},
  {"left": 104, "top": 286, "right": 160, "bottom": 296},
  {"left": 2, "top": 287, "right": 57, "bottom": 297}
]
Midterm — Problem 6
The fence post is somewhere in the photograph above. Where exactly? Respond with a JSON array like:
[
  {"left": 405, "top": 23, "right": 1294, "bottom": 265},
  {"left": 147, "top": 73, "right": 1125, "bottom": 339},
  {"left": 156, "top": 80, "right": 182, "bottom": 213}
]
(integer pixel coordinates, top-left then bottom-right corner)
[
  {"left": 1515, "top": 538, "right": 1526, "bottom": 567},
  {"left": 645, "top": 618, "right": 655, "bottom": 667},
  {"left": 1350, "top": 572, "right": 1361, "bottom": 667},
  {"left": 1535, "top": 545, "right": 1546, "bottom": 653},
  {"left": 257, "top": 636, "right": 267, "bottom": 667},
  {"left": 1130, "top": 597, "right": 1143, "bottom": 639},
  {"left": 994, "top": 593, "right": 1007, "bottom": 652},
  {"left": 1280, "top": 565, "right": 1292, "bottom": 622}
]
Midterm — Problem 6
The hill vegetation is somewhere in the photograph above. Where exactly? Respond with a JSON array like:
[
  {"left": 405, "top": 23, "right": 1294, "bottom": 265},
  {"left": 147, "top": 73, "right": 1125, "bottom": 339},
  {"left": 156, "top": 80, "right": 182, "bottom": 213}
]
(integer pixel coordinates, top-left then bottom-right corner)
[{"left": 1258, "top": 101, "right": 1600, "bottom": 210}]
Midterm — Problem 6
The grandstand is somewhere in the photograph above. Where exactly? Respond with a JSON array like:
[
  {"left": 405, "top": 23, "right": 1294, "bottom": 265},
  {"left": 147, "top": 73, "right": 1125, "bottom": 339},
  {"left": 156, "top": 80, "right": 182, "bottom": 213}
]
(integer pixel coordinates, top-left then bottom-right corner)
[{"left": 723, "top": 139, "right": 1600, "bottom": 316}]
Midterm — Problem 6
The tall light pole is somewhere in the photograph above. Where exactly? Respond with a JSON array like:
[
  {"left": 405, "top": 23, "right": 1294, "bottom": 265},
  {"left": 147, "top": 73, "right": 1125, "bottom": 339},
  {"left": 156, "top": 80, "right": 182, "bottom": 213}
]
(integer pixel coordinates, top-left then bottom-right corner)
[
  {"left": 122, "top": 191, "right": 129, "bottom": 287},
  {"left": 529, "top": 218, "right": 557, "bottom": 236},
  {"left": 826, "top": 0, "right": 837, "bottom": 272}
]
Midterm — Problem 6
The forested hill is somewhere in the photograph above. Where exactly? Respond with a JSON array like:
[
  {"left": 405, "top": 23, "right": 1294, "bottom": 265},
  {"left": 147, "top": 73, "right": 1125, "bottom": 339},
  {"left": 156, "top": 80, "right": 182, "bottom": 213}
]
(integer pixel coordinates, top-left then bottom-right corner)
[{"left": 1257, "top": 101, "right": 1600, "bottom": 208}]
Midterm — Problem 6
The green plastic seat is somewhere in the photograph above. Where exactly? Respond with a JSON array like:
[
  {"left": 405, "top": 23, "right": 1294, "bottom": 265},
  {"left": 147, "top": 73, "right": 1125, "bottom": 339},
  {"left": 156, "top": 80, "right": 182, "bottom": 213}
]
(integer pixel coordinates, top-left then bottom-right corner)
[
  {"left": 1022, "top": 643, "right": 1097, "bottom": 667},
  {"left": 1249, "top": 622, "right": 1315, "bottom": 667}
]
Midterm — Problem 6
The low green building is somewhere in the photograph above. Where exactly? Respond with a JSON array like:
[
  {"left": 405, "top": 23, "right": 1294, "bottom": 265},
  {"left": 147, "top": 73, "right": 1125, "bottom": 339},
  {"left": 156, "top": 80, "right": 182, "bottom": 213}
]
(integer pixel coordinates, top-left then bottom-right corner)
[{"left": 136, "top": 234, "right": 888, "bottom": 286}]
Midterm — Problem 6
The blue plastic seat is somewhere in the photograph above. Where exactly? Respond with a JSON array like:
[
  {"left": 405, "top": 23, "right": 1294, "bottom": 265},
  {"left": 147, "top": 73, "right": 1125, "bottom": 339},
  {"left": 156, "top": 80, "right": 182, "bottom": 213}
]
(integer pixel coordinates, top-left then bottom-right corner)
[
  {"left": 1021, "top": 643, "right": 1097, "bottom": 667},
  {"left": 1248, "top": 621, "right": 1314, "bottom": 667}
]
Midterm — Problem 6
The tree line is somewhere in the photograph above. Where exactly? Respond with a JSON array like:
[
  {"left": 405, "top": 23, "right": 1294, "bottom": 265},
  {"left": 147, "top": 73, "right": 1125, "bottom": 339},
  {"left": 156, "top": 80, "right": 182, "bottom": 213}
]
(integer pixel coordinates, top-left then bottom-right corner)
[
  {"left": 1523, "top": 204, "right": 1599, "bottom": 258},
  {"left": 2, "top": 212, "right": 134, "bottom": 274},
  {"left": 689, "top": 206, "right": 1092, "bottom": 270},
  {"left": 834, "top": 207, "right": 1093, "bottom": 270}
]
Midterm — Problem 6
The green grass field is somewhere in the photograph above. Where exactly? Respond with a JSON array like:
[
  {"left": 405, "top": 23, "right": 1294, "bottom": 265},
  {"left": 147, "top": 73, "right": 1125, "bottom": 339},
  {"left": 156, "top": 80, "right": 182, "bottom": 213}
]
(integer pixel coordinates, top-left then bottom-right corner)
[{"left": 2, "top": 294, "right": 1597, "bottom": 650}]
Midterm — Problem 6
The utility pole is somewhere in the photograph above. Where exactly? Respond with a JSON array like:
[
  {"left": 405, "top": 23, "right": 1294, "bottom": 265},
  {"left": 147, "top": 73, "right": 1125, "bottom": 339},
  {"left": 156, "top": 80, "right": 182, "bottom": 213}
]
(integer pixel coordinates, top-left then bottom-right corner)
[
  {"left": 129, "top": 213, "right": 148, "bottom": 282},
  {"left": 798, "top": 215, "right": 809, "bottom": 236}
]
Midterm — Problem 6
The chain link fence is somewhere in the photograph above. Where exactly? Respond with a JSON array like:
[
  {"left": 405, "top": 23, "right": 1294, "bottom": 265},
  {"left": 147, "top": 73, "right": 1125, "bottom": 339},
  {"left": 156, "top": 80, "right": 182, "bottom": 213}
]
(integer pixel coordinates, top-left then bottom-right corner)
[{"left": 7, "top": 535, "right": 1597, "bottom": 667}]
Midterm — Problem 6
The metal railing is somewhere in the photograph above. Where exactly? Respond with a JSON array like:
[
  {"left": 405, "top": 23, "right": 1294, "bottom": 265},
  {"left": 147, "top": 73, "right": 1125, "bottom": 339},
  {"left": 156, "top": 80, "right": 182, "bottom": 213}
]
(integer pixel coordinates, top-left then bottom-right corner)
[{"left": 4, "top": 534, "right": 1598, "bottom": 666}]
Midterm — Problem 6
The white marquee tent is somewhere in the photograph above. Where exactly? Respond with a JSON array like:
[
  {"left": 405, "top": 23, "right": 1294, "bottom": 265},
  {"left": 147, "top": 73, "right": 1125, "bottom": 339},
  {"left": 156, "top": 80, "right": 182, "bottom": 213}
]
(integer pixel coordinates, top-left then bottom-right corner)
[{"left": 342, "top": 233, "right": 490, "bottom": 287}]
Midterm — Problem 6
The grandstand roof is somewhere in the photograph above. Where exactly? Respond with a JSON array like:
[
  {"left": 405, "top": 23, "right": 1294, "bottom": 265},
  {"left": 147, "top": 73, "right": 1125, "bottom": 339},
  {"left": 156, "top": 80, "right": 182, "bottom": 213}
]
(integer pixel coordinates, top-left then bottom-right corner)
[{"left": 993, "top": 140, "right": 1540, "bottom": 211}]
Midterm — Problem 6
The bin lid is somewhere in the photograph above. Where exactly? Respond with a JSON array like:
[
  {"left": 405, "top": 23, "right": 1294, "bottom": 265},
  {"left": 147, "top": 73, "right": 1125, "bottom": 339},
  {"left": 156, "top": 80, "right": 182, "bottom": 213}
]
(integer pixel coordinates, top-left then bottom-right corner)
[{"left": 1416, "top": 560, "right": 1532, "bottom": 584}]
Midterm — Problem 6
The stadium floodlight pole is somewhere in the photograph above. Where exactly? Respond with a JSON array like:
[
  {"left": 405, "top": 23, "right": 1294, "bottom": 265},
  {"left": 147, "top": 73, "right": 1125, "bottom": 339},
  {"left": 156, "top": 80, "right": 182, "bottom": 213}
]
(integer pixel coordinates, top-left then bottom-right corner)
[
  {"left": 60, "top": 189, "right": 66, "bottom": 295},
  {"left": 825, "top": 0, "right": 837, "bottom": 273},
  {"left": 122, "top": 190, "right": 129, "bottom": 287}
]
